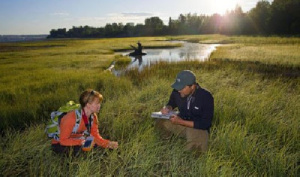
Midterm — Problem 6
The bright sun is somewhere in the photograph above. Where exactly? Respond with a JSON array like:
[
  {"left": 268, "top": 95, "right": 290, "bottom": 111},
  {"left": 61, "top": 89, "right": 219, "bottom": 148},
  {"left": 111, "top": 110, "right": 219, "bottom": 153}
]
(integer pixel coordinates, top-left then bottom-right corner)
[{"left": 212, "top": 0, "right": 240, "bottom": 14}]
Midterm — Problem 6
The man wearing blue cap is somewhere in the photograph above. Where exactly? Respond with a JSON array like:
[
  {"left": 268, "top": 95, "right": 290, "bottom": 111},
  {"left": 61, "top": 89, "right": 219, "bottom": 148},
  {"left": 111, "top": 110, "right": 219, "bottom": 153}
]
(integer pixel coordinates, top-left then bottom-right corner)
[{"left": 158, "top": 70, "right": 214, "bottom": 152}]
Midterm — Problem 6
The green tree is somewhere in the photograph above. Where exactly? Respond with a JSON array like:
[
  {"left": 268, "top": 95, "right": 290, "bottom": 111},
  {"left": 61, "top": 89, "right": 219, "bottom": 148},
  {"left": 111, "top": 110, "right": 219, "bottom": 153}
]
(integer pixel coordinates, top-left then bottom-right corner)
[
  {"left": 144, "top": 17, "right": 164, "bottom": 35},
  {"left": 202, "top": 14, "right": 221, "bottom": 34},
  {"left": 221, "top": 5, "right": 245, "bottom": 35},
  {"left": 185, "top": 13, "right": 204, "bottom": 34},
  {"left": 123, "top": 23, "right": 135, "bottom": 37},
  {"left": 269, "top": 0, "right": 300, "bottom": 34},
  {"left": 49, "top": 28, "right": 67, "bottom": 38},
  {"left": 249, "top": 0, "right": 271, "bottom": 34}
]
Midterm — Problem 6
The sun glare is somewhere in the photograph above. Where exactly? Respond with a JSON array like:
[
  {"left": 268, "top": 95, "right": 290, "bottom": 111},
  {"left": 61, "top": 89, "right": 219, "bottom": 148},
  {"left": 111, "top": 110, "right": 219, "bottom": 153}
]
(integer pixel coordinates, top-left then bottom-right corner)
[{"left": 212, "top": 0, "right": 239, "bottom": 14}]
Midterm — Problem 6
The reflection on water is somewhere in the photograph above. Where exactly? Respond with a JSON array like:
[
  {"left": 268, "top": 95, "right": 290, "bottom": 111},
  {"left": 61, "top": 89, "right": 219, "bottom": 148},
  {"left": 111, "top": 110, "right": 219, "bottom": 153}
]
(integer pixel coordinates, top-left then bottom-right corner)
[{"left": 112, "top": 41, "right": 220, "bottom": 75}]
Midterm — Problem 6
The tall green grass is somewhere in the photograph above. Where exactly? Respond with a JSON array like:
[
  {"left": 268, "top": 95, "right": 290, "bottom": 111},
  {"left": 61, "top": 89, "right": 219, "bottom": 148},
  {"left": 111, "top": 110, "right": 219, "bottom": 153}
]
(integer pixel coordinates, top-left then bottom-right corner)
[
  {"left": 0, "top": 37, "right": 177, "bottom": 130},
  {"left": 0, "top": 35, "right": 299, "bottom": 176}
]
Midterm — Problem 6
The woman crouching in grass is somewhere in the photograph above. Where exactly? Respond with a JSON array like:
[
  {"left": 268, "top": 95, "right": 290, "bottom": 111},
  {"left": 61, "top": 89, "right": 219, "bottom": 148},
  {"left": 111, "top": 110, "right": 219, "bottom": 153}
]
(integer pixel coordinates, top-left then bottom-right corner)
[{"left": 51, "top": 89, "right": 118, "bottom": 155}]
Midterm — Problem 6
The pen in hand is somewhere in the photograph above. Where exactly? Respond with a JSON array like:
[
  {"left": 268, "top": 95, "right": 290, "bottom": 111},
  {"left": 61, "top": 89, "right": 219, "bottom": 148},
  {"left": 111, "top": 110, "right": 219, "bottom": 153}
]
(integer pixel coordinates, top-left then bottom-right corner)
[{"left": 161, "top": 106, "right": 171, "bottom": 114}]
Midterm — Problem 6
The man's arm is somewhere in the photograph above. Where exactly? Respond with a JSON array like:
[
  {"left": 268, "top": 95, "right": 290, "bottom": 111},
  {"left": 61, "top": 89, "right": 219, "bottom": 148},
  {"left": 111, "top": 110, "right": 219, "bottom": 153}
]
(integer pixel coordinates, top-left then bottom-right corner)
[
  {"left": 130, "top": 45, "right": 137, "bottom": 50},
  {"left": 193, "top": 91, "right": 214, "bottom": 130},
  {"left": 170, "top": 115, "right": 194, "bottom": 128},
  {"left": 165, "top": 90, "right": 179, "bottom": 110}
]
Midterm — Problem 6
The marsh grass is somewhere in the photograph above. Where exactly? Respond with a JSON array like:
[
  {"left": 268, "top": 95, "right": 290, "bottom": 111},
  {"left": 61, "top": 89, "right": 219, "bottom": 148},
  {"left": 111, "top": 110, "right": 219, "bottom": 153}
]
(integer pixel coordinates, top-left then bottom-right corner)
[
  {"left": 211, "top": 44, "right": 300, "bottom": 66},
  {"left": 0, "top": 35, "right": 299, "bottom": 176}
]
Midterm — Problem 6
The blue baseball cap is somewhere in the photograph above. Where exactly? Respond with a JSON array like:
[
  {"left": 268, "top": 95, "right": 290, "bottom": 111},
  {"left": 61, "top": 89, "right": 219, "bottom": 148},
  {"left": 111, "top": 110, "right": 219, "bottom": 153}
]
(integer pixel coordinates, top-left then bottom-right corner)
[{"left": 171, "top": 70, "right": 196, "bottom": 91}]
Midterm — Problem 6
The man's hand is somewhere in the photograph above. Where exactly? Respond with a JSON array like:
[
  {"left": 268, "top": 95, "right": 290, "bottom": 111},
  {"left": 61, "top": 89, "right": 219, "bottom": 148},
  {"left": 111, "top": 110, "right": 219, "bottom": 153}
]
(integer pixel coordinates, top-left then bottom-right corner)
[
  {"left": 169, "top": 115, "right": 183, "bottom": 125},
  {"left": 170, "top": 115, "right": 194, "bottom": 128},
  {"left": 161, "top": 105, "right": 172, "bottom": 114}
]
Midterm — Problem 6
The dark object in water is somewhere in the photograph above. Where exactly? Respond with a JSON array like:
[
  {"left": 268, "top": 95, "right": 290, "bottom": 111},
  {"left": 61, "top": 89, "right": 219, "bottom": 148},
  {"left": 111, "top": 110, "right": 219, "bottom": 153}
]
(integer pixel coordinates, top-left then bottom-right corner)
[
  {"left": 129, "top": 42, "right": 146, "bottom": 56},
  {"left": 129, "top": 51, "right": 147, "bottom": 56}
]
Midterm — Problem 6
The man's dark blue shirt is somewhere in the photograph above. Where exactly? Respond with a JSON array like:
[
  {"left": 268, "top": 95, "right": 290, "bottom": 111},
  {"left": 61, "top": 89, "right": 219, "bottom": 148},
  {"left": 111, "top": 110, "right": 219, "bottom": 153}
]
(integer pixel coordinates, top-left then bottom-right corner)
[{"left": 167, "top": 84, "right": 214, "bottom": 131}]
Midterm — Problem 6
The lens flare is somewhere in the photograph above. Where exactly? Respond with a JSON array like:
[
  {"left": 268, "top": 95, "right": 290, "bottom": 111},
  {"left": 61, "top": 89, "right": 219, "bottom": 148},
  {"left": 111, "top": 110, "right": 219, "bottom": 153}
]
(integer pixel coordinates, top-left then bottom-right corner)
[{"left": 211, "top": 0, "right": 240, "bottom": 14}]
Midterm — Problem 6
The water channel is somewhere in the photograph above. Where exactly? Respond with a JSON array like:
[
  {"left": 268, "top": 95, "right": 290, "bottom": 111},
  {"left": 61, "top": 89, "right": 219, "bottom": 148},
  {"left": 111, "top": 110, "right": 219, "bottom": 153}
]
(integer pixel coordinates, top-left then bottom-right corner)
[{"left": 110, "top": 41, "right": 220, "bottom": 75}]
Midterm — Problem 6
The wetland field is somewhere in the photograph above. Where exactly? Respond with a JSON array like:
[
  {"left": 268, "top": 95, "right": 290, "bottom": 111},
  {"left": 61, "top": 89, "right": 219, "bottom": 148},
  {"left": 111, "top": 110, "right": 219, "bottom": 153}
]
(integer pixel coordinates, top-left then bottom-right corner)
[{"left": 0, "top": 35, "right": 299, "bottom": 176}]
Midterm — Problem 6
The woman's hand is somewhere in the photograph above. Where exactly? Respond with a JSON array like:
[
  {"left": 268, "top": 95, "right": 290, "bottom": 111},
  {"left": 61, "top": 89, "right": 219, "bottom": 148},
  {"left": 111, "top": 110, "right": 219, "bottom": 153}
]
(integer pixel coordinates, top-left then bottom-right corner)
[{"left": 108, "top": 141, "right": 118, "bottom": 149}]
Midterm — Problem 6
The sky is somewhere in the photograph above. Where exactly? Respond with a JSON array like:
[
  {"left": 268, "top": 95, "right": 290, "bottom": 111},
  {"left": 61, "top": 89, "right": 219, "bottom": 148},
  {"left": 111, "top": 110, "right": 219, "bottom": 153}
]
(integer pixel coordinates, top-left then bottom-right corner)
[{"left": 0, "top": 0, "right": 273, "bottom": 35}]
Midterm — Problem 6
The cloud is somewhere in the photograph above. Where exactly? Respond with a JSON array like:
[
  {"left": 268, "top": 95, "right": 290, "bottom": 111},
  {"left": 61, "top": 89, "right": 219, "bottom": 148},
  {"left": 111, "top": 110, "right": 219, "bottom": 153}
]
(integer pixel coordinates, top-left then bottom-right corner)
[
  {"left": 77, "top": 15, "right": 143, "bottom": 26},
  {"left": 63, "top": 12, "right": 166, "bottom": 28},
  {"left": 50, "top": 12, "right": 70, "bottom": 16},
  {"left": 78, "top": 17, "right": 106, "bottom": 21},
  {"left": 77, "top": 12, "right": 155, "bottom": 23},
  {"left": 106, "top": 12, "right": 162, "bottom": 23},
  {"left": 120, "top": 12, "right": 154, "bottom": 17}
]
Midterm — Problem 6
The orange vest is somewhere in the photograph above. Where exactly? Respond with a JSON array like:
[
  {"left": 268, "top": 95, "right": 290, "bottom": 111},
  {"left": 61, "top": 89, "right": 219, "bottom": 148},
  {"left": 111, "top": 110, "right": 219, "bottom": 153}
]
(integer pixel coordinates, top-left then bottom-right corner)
[{"left": 51, "top": 110, "right": 109, "bottom": 148}]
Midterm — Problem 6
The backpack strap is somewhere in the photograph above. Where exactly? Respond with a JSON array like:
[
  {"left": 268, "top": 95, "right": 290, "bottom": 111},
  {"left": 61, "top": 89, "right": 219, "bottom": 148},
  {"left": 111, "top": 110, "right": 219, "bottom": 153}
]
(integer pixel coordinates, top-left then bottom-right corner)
[
  {"left": 86, "top": 114, "right": 94, "bottom": 135},
  {"left": 83, "top": 114, "right": 94, "bottom": 136},
  {"left": 71, "top": 109, "right": 82, "bottom": 134},
  {"left": 81, "top": 109, "right": 95, "bottom": 136}
]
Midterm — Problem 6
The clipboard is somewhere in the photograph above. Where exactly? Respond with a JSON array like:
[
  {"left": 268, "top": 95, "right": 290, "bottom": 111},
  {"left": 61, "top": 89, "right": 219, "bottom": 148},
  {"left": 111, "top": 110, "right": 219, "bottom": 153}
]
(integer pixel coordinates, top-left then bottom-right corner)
[{"left": 151, "top": 111, "right": 178, "bottom": 119}]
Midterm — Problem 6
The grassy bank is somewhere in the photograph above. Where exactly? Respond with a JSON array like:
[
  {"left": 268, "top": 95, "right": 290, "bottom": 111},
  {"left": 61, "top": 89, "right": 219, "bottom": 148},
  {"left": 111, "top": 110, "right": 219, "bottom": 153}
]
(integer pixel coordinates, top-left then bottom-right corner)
[{"left": 0, "top": 35, "right": 299, "bottom": 176}]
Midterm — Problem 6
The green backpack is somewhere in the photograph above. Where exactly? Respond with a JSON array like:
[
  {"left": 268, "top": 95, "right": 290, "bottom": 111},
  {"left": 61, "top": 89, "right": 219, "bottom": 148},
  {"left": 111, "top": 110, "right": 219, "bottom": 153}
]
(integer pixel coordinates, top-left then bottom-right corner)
[{"left": 45, "top": 101, "right": 82, "bottom": 140}]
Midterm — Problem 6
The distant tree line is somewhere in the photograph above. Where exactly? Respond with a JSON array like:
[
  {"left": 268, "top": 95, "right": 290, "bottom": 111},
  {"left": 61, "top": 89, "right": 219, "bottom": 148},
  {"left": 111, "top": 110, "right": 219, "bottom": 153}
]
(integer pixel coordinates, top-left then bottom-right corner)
[{"left": 48, "top": 0, "right": 300, "bottom": 38}]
